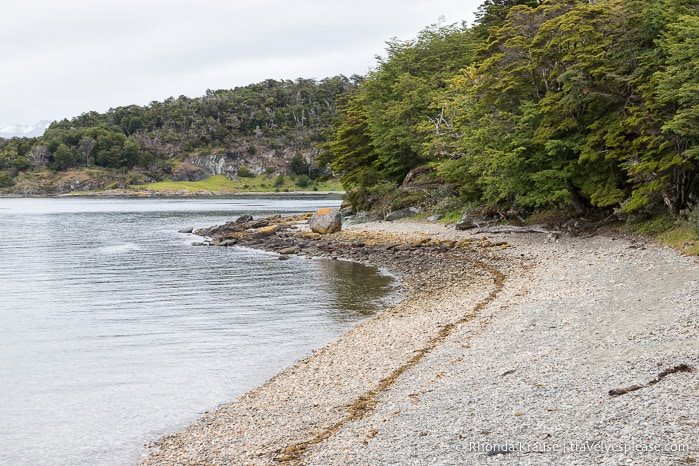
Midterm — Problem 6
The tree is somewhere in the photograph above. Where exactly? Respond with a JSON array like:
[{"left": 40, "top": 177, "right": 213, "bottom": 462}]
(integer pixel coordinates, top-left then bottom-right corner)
[
  {"left": 28, "top": 145, "right": 51, "bottom": 168},
  {"left": 0, "top": 170, "right": 14, "bottom": 187},
  {"left": 290, "top": 152, "right": 309, "bottom": 175},
  {"left": 318, "top": 90, "right": 378, "bottom": 186},
  {"left": 78, "top": 136, "right": 96, "bottom": 166},
  {"left": 601, "top": 0, "right": 699, "bottom": 213},
  {"left": 633, "top": 10, "right": 699, "bottom": 213},
  {"left": 321, "top": 22, "right": 477, "bottom": 199},
  {"left": 52, "top": 144, "right": 80, "bottom": 170}
]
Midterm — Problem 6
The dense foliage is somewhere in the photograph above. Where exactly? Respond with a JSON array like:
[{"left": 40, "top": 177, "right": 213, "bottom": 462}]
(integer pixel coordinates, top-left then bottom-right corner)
[
  {"left": 0, "top": 76, "right": 356, "bottom": 184},
  {"left": 322, "top": 0, "right": 699, "bottom": 215},
  {"left": 3, "top": 0, "right": 698, "bottom": 217}
]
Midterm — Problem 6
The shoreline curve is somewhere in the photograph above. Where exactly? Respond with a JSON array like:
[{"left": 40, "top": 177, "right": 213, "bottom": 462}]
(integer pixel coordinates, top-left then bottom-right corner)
[{"left": 141, "top": 218, "right": 699, "bottom": 465}]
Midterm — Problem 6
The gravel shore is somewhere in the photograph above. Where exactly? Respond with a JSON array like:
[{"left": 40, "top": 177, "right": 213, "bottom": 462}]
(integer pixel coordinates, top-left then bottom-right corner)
[{"left": 141, "top": 219, "right": 699, "bottom": 465}]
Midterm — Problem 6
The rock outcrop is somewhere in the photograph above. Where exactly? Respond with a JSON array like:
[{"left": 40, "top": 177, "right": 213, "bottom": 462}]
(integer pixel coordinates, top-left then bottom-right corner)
[
  {"left": 181, "top": 146, "right": 316, "bottom": 179},
  {"left": 172, "top": 163, "right": 209, "bottom": 182}
]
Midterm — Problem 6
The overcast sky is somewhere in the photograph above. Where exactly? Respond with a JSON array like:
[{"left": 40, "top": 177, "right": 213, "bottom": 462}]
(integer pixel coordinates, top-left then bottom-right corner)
[{"left": 0, "top": 0, "right": 482, "bottom": 128}]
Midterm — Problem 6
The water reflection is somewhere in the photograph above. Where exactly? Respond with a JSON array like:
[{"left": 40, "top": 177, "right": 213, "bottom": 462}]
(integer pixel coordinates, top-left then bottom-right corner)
[{"left": 315, "top": 259, "right": 396, "bottom": 318}]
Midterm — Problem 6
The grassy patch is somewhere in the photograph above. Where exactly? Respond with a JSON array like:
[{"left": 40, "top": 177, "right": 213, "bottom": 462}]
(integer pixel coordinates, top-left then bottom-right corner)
[
  {"left": 659, "top": 226, "right": 699, "bottom": 256},
  {"left": 624, "top": 214, "right": 675, "bottom": 236},
  {"left": 624, "top": 214, "right": 699, "bottom": 256},
  {"left": 440, "top": 210, "right": 463, "bottom": 223},
  {"left": 131, "top": 174, "right": 343, "bottom": 194}
]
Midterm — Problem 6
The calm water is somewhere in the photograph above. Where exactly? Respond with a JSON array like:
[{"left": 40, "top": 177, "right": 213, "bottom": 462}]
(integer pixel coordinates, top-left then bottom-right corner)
[{"left": 0, "top": 197, "right": 395, "bottom": 466}]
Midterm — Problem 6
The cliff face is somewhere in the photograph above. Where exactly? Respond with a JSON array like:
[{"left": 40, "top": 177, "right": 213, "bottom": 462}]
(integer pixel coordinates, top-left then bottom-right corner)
[{"left": 179, "top": 145, "right": 317, "bottom": 181}]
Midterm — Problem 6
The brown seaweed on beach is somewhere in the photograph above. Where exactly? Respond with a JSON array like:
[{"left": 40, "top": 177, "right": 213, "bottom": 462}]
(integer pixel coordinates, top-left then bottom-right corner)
[
  {"left": 609, "top": 364, "right": 694, "bottom": 396},
  {"left": 609, "top": 384, "right": 644, "bottom": 396},
  {"left": 649, "top": 364, "right": 693, "bottom": 385}
]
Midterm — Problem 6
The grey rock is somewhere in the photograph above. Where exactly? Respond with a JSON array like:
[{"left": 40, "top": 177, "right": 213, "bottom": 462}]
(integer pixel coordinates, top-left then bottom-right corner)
[
  {"left": 349, "top": 211, "right": 381, "bottom": 224},
  {"left": 340, "top": 206, "right": 356, "bottom": 218},
  {"left": 427, "top": 214, "right": 444, "bottom": 222},
  {"left": 178, "top": 227, "right": 194, "bottom": 234},
  {"left": 455, "top": 215, "right": 478, "bottom": 230},
  {"left": 182, "top": 154, "right": 240, "bottom": 178},
  {"left": 172, "top": 163, "right": 209, "bottom": 182},
  {"left": 235, "top": 214, "right": 253, "bottom": 224},
  {"left": 385, "top": 207, "right": 420, "bottom": 221}
]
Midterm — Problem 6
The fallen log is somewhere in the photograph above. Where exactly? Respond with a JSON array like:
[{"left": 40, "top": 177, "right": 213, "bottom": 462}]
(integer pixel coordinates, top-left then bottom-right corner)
[{"left": 474, "top": 225, "right": 560, "bottom": 234}]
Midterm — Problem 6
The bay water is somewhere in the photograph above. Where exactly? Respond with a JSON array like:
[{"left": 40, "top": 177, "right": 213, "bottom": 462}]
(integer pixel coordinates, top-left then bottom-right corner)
[{"left": 0, "top": 197, "right": 394, "bottom": 465}]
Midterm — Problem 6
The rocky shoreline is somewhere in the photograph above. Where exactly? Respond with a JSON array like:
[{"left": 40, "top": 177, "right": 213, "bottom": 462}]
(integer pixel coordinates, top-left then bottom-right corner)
[{"left": 141, "top": 214, "right": 699, "bottom": 465}]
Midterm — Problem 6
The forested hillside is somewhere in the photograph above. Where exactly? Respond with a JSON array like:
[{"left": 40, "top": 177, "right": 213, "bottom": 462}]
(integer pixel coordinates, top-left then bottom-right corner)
[
  {"left": 321, "top": 0, "right": 699, "bottom": 218},
  {"left": 0, "top": 77, "right": 355, "bottom": 193}
]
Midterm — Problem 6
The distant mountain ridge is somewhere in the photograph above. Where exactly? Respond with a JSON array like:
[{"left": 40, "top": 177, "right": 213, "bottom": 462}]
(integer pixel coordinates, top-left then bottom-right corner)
[{"left": 0, "top": 120, "right": 52, "bottom": 138}]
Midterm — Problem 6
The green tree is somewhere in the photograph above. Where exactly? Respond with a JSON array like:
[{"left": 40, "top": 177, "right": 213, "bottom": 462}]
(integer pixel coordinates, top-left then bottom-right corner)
[
  {"left": 322, "top": 22, "right": 476, "bottom": 205},
  {"left": 625, "top": 8, "right": 699, "bottom": 213},
  {"left": 434, "top": 0, "right": 634, "bottom": 212},
  {"left": 0, "top": 170, "right": 15, "bottom": 187},
  {"left": 52, "top": 144, "right": 80, "bottom": 170},
  {"left": 290, "top": 152, "right": 309, "bottom": 175},
  {"left": 318, "top": 90, "right": 379, "bottom": 186}
]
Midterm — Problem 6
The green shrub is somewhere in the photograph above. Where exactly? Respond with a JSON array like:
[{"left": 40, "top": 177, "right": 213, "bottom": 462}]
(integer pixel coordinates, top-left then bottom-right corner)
[
  {"left": 290, "top": 153, "right": 309, "bottom": 176},
  {"left": 347, "top": 182, "right": 400, "bottom": 214},
  {"left": 432, "top": 195, "right": 463, "bottom": 214},
  {"left": 680, "top": 201, "right": 699, "bottom": 235},
  {"left": 237, "top": 165, "right": 254, "bottom": 178},
  {"left": 0, "top": 170, "right": 15, "bottom": 187}
]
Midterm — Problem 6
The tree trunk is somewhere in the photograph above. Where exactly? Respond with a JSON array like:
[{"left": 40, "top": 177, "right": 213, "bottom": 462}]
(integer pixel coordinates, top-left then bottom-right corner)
[{"left": 569, "top": 184, "right": 591, "bottom": 216}]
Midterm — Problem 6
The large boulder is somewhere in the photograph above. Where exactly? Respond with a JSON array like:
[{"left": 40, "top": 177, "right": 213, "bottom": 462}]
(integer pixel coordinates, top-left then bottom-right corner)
[{"left": 309, "top": 208, "right": 342, "bottom": 234}]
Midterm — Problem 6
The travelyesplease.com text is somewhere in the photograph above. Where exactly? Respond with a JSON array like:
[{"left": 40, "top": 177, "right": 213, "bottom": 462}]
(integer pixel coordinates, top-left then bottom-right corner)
[{"left": 467, "top": 441, "right": 689, "bottom": 455}]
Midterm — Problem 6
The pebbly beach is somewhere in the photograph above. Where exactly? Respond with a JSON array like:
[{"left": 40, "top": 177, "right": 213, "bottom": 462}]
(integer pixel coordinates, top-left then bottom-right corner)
[{"left": 141, "top": 215, "right": 699, "bottom": 465}]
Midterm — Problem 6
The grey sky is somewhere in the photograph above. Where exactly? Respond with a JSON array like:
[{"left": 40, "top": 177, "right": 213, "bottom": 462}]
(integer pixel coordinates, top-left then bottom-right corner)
[{"left": 0, "top": 0, "right": 482, "bottom": 128}]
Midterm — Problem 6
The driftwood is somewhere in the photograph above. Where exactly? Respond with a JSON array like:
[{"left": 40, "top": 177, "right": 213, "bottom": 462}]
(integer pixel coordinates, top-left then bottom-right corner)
[{"left": 474, "top": 225, "right": 560, "bottom": 234}]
